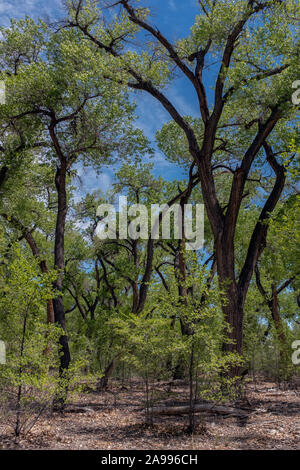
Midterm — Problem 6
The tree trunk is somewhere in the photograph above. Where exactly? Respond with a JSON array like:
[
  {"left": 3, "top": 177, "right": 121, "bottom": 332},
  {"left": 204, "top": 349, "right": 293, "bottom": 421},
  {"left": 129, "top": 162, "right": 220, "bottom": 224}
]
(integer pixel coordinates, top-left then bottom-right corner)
[
  {"left": 97, "top": 356, "right": 119, "bottom": 390},
  {"left": 255, "top": 265, "right": 289, "bottom": 376},
  {"left": 0, "top": 165, "right": 8, "bottom": 192},
  {"left": 270, "top": 286, "right": 286, "bottom": 347},
  {"left": 52, "top": 164, "right": 71, "bottom": 411},
  {"left": 269, "top": 287, "right": 289, "bottom": 381},
  {"left": 215, "top": 230, "right": 244, "bottom": 378},
  {"left": 221, "top": 282, "right": 244, "bottom": 356},
  {"left": 221, "top": 294, "right": 244, "bottom": 378}
]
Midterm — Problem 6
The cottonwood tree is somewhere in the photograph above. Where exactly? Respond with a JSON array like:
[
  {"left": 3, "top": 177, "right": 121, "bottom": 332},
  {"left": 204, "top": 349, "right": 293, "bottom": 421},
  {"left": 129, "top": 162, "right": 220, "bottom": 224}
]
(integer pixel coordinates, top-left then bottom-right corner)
[
  {"left": 0, "top": 18, "right": 148, "bottom": 406},
  {"left": 65, "top": 0, "right": 299, "bottom": 375}
]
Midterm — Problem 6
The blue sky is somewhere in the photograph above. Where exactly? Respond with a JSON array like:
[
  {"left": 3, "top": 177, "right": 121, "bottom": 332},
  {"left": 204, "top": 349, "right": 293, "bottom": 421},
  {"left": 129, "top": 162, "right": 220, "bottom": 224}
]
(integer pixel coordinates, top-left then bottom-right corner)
[{"left": 0, "top": 0, "right": 204, "bottom": 198}]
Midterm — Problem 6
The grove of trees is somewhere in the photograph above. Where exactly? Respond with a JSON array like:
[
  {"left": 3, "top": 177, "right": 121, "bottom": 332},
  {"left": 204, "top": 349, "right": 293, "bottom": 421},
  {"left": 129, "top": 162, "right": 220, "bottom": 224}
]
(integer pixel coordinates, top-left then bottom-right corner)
[{"left": 0, "top": 0, "right": 299, "bottom": 440}]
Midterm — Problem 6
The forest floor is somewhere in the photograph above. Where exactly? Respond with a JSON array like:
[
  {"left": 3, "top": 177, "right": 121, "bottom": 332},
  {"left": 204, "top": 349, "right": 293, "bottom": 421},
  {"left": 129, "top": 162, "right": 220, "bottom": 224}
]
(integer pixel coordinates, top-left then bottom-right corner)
[{"left": 0, "top": 379, "right": 299, "bottom": 450}]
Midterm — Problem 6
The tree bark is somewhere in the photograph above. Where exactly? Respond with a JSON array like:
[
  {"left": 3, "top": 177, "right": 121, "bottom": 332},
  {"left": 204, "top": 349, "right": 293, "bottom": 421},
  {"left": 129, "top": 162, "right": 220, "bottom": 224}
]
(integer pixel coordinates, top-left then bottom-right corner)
[
  {"left": 216, "top": 143, "right": 286, "bottom": 376},
  {"left": 52, "top": 162, "right": 71, "bottom": 410},
  {"left": 255, "top": 265, "right": 289, "bottom": 367},
  {"left": 0, "top": 165, "right": 8, "bottom": 192},
  {"left": 97, "top": 353, "right": 122, "bottom": 390}
]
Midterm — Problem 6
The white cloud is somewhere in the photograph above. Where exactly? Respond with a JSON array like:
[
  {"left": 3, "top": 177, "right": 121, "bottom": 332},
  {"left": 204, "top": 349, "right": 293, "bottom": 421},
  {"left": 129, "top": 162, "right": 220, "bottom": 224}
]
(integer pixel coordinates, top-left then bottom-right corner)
[
  {"left": 168, "top": 0, "right": 177, "bottom": 11},
  {"left": 167, "top": 82, "right": 198, "bottom": 117},
  {"left": 150, "top": 151, "right": 173, "bottom": 169},
  {"left": 72, "top": 165, "right": 114, "bottom": 202},
  {"left": 98, "top": 172, "right": 112, "bottom": 194},
  {"left": 135, "top": 93, "right": 169, "bottom": 140},
  {"left": 0, "top": 0, "right": 63, "bottom": 26}
]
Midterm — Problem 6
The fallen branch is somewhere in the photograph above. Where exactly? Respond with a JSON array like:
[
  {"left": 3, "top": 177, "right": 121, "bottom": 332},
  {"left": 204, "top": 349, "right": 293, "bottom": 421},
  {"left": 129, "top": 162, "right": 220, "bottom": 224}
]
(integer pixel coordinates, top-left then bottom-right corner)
[
  {"left": 150, "top": 404, "right": 249, "bottom": 418},
  {"left": 64, "top": 406, "right": 95, "bottom": 414}
]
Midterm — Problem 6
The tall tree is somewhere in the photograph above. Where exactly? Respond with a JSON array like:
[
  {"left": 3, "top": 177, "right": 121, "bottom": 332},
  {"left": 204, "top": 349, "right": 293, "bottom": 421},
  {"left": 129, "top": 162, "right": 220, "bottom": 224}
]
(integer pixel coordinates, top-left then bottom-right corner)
[
  {"left": 0, "top": 18, "right": 147, "bottom": 406},
  {"left": 65, "top": 0, "right": 299, "bottom": 375}
]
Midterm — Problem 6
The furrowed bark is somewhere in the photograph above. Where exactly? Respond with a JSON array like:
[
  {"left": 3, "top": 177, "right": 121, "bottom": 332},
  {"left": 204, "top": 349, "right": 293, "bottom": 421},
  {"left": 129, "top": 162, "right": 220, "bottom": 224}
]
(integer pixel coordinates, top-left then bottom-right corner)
[
  {"left": 51, "top": 129, "right": 71, "bottom": 410},
  {"left": 219, "top": 143, "right": 285, "bottom": 373},
  {"left": 0, "top": 166, "right": 8, "bottom": 191}
]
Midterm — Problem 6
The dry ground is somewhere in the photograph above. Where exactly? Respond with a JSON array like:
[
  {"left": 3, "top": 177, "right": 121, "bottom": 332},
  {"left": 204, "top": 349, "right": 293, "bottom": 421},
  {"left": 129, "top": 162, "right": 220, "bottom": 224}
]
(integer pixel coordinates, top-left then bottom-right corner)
[{"left": 0, "top": 380, "right": 299, "bottom": 450}]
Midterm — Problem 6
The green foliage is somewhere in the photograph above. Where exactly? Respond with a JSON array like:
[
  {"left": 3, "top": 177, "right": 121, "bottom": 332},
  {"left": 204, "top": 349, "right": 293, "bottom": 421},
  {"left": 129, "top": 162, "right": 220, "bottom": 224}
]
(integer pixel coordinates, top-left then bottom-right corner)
[
  {"left": 0, "top": 244, "right": 61, "bottom": 436},
  {"left": 0, "top": 1, "right": 299, "bottom": 440},
  {"left": 111, "top": 264, "right": 242, "bottom": 413}
]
